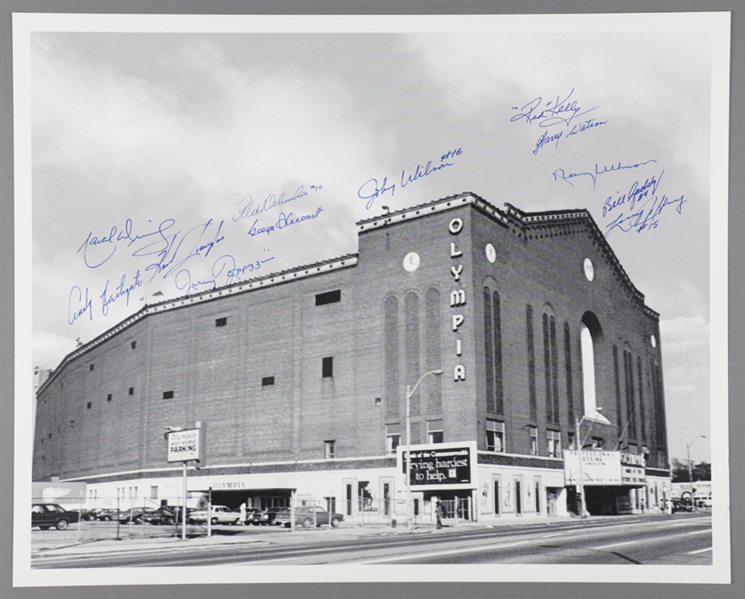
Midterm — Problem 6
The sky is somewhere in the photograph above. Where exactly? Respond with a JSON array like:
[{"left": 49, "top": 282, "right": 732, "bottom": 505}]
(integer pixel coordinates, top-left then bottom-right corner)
[{"left": 27, "top": 21, "right": 722, "bottom": 465}]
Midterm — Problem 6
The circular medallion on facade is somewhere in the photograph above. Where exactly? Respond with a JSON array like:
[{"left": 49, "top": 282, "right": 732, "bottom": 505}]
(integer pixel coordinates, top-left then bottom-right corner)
[
  {"left": 651, "top": 335, "right": 657, "bottom": 348},
  {"left": 485, "top": 243, "right": 496, "bottom": 264},
  {"left": 403, "top": 252, "right": 420, "bottom": 272},
  {"left": 583, "top": 258, "right": 595, "bottom": 281}
]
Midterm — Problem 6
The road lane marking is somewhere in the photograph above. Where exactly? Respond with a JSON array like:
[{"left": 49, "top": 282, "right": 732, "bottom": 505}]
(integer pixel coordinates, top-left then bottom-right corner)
[
  {"left": 350, "top": 540, "right": 531, "bottom": 564},
  {"left": 685, "top": 529, "right": 711, "bottom": 536},
  {"left": 592, "top": 540, "right": 639, "bottom": 550},
  {"left": 688, "top": 547, "right": 712, "bottom": 555},
  {"left": 541, "top": 533, "right": 563, "bottom": 538}
]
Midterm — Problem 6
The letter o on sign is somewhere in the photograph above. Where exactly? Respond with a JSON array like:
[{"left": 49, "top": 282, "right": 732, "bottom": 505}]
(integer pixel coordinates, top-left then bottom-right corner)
[{"left": 448, "top": 218, "right": 464, "bottom": 235}]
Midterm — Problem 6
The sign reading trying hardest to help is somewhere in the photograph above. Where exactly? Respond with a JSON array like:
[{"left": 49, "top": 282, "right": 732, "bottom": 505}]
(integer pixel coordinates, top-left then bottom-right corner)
[
  {"left": 166, "top": 427, "right": 206, "bottom": 463},
  {"left": 399, "top": 442, "right": 476, "bottom": 489}
]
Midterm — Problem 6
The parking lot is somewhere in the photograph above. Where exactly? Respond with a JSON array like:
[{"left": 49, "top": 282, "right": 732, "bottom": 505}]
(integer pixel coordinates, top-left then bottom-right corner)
[{"left": 30, "top": 517, "right": 300, "bottom": 553}]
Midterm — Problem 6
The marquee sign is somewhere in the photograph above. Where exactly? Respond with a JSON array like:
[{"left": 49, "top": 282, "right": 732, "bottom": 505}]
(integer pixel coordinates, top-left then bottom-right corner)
[
  {"left": 398, "top": 442, "right": 476, "bottom": 490},
  {"left": 563, "top": 449, "right": 646, "bottom": 486}
]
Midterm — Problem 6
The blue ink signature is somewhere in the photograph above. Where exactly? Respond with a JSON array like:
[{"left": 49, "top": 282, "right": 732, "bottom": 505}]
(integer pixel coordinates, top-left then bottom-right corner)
[
  {"left": 511, "top": 90, "right": 597, "bottom": 128},
  {"left": 603, "top": 171, "right": 665, "bottom": 218},
  {"left": 212, "top": 252, "right": 276, "bottom": 287},
  {"left": 604, "top": 187, "right": 685, "bottom": 238},
  {"left": 553, "top": 159, "right": 657, "bottom": 190},
  {"left": 76, "top": 217, "right": 226, "bottom": 283},
  {"left": 357, "top": 177, "right": 396, "bottom": 210},
  {"left": 68, "top": 286, "right": 93, "bottom": 325},
  {"left": 100, "top": 271, "right": 143, "bottom": 316},
  {"left": 567, "top": 118, "right": 607, "bottom": 138},
  {"left": 358, "top": 148, "right": 462, "bottom": 210},
  {"left": 533, "top": 131, "right": 564, "bottom": 155},
  {"left": 122, "top": 218, "right": 226, "bottom": 284},
  {"left": 247, "top": 206, "right": 324, "bottom": 237},
  {"left": 233, "top": 185, "right": 320, "bottom": 222}
]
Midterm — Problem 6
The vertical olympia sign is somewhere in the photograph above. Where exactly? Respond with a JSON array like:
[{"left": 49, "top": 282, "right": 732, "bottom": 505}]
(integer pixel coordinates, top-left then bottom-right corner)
[{"left": 449, "top": 217, "right": 467, "bottom": 382}]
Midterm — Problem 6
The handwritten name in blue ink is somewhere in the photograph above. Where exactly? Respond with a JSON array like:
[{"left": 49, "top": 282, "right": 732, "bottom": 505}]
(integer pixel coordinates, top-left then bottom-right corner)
[
  {"left": 553, "top": 159, "right": 658, "bottom": 190},
  {"left": 603, "top": 171, "right": 665, "bottom": 218},
  {"left": 68, "top": 286, "right": 93, "bottom": 325},
  {"left": 601, "top": 171, "right": 685, "bottom": 238},
  {"left": 128, "top": 218, "right": 226, "bottom": 286},
  {"left": 100, "top": 271, "right": 143, "bottom": 317},
  {"left": 532, "top": 118, "right": 607, "bottom": 155},
  {"left": 358, "top": 148, "right": 462, "bottom": 210},
  {"left": 247, "top": 206, "right": 324, "bottom": 237},
  {"left": 68, "top": 270, "right": 143, "bottom": 324},
  {"left": 511, "top": 89, "right": 597, "bottom": 129},
  {"left": 233, "top": 185, "right": 320, "bottom": 222},
  {"left": 212, "top": 252, "right": 276, "bottom": 287}
]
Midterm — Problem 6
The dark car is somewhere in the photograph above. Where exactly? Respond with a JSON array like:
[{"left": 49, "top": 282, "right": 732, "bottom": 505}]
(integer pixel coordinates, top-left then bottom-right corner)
[
  {"left": 32, "top": 503, "right": 80, "bottom": 530},
  {"left": 274, "top": 506, "right": 344, "bottom": 528},
  {"left": 96, "top": 508, "right": 120, "bottom": 521},
  {"left": 143, "top": 506, "right": 177, "bottom": 525},
  {"left": 245, "top": 508, "right": 269, "bottom": 525},
  {"left": 672, "top": 498, "right": 693, "bottom": 513},
  {"left": 118, "top": 507, "right": 147, "bottom": 524}
]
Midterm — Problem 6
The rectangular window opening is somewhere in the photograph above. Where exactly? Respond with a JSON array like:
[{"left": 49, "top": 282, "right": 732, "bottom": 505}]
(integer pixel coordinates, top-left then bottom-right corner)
[
  {"left": 486, "top": 420, "right": 505, "bottom": 452},
  {"left": 131, "top": 341, "right": 137, "bottom": 349},
  {"left": 163, "top": 391, "right": 174, "bottom": 400},
  {"left": 128, "top": 387, "right": 134, "bottom": 395},
  {"left": 325, "top": 440, "right": 336, "bottom": 459},
  {"left": 529, "top": 427, "right": 538, "bottom": 455},
  {"left": 215, "top": 317, "right": 228, "bottom": 327},
  {"left": 315, "top": 290, "right": 341, "bottom": 306},
  {"left": 107, "top": 393, "right": 112, "bottom": 402},
  {"left": 262, "top": 376, "right": 275, "bottom": 387},
  {"left": 86, "top": 402, "right": 92, "bottom": 409},
  {"left": 547, "top": 430, "right": 561, "bottom": 458},
  {"left": 322, "top": 357, "right": 334, "bottom": 378},
  {"left": 427, "top": 420, "right": 444, "bottom": 444},
  {"left": 386, "top": 424, "right": 402, "bottom": 454}
]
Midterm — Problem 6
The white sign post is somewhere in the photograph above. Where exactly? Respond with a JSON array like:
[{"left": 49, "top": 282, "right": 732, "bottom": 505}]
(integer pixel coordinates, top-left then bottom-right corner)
[{"left": 165, "top": 423, "right": 207, "bottom": 540}]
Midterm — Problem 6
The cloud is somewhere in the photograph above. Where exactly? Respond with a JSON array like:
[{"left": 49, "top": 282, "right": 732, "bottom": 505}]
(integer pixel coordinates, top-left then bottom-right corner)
[{"left": 31, "top": 34, "right": 399, "bottom": 368}]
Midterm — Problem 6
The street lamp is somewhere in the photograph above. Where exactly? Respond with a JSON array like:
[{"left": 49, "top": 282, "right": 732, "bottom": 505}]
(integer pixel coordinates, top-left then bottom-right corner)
[
  {"left": 405, "top": 369, "right": 443, "bottom": 531},
  {"left": 574, "top": 407, "right": 610, "bottom": 519},
  {"left": 686, "top": 435, "right": 706, "bottom": 511}
]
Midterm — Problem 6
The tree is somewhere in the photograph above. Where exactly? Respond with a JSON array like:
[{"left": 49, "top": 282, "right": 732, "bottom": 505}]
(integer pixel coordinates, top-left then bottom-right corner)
[{"left": 671, "top": 458, "right": 711, "bottom": 482}]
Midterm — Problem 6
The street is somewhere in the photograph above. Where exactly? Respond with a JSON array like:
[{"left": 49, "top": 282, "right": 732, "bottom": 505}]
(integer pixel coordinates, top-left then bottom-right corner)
[{"left": 31, "top": 512, "right": 712, "bottom": 568}]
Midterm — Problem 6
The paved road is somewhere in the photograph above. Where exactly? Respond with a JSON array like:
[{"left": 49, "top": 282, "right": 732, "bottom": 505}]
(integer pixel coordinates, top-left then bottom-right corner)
[{"left": 32, "top": 513, "right": 712, "bottom": 568}]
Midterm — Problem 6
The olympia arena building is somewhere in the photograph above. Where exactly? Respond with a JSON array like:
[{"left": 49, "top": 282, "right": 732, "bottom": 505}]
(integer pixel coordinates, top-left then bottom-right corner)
[{"left": 33, "top": 193, "right": 672, "bottom": 522}]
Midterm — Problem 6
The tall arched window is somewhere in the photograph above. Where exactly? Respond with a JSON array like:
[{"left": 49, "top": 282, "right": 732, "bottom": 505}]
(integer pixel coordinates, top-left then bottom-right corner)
[
  {"left": 542, "top": 307, "right": 559, "bottom": 425},
  {"left": 484, "top": 286, "right": 503, "bottom": 414},
  {"left": 580, "top": 311, "right": 609, "bottom": 422},
  {"left": 384, "top": 296, "right": 400, "bottom": 421}
]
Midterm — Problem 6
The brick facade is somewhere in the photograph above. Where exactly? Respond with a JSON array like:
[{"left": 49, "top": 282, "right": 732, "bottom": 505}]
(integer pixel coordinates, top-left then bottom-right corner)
[{"left": 34, "top": 193, "right": 669, "bottom": 488}]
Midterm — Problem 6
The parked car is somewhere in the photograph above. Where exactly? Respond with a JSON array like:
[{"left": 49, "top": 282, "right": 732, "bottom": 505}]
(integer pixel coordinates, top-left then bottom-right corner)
[
  {"left": 143, "top": 506, "right": 178, "bottom": 525},
  {"left": 96, "top": 508, "right": 120, "bottom": 521},
  {"left": 32, "top": 503, "right": 80, "bottom": 530},
  {"left": 672, "top": 498, "right": 693, "bottom": 513},
  {"left": 696, "top": 497, "right": 712, "bottom": 508},
  {"left": 189, "top": 505, "right": 241, "bottom": 525},
  {"left": 118, "top": 507, "right": 147, "bottom": 524},
  {"left": 244, "top": 508, "right": 268, "bottom": 525},
  {"left": 274, "top": 506, "right": 344, "bottom": 528}
]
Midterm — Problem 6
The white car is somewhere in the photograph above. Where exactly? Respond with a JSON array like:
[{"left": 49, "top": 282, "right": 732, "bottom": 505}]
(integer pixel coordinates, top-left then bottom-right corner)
[{"left": 188, "top": 505, "right": 240, "bottom": 525}]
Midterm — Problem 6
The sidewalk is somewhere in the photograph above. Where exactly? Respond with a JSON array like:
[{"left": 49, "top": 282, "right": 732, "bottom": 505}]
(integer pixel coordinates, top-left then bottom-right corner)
[{"left": 31, "top": 512, "right": 675, "bottom": 560}]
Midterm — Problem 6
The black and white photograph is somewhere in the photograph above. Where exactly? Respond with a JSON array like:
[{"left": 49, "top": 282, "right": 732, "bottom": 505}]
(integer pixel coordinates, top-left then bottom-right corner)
[{"left": 10, "top": 8, "right": 732, "bottom": 588}]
